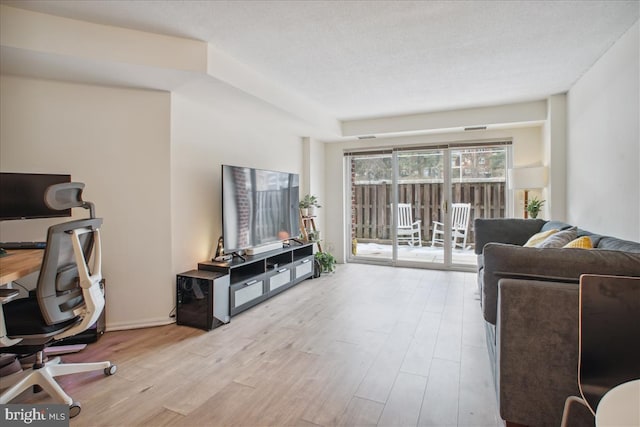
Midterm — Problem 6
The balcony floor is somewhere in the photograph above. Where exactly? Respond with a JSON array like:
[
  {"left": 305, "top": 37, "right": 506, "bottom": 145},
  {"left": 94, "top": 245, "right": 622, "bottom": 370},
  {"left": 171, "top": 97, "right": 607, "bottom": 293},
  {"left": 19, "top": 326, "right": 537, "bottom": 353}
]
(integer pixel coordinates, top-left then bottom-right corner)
[{"left": 354, "top": 242, "right": 477, "bottom": 267}]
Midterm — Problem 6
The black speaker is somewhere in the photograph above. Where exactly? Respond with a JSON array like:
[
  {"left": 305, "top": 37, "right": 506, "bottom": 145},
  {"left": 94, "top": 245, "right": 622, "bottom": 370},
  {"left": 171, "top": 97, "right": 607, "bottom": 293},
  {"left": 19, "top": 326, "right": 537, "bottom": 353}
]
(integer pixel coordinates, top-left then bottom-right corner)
[{"left": 176, "top": 270, "right": 230, "bottom": 331}]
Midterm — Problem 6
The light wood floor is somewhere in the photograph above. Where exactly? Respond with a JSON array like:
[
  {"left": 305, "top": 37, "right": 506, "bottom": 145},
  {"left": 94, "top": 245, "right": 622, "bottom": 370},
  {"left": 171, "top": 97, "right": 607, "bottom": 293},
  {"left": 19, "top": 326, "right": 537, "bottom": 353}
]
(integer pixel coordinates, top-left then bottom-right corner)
[{"left": 14, "top": 263, "right": 502, "bottom": 426}]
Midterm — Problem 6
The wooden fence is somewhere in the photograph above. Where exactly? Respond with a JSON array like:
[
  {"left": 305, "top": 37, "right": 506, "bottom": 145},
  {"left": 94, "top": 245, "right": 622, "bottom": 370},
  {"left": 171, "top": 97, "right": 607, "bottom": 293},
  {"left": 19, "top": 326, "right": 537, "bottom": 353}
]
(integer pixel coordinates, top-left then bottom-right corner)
[{"left": 352, "top": 181, "right": 505, "bottom": 247}]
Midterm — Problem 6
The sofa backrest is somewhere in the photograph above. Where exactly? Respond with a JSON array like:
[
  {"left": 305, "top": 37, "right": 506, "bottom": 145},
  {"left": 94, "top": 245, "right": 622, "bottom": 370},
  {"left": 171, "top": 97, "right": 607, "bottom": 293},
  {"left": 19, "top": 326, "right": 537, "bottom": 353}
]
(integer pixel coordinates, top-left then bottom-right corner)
[
  {"left": 474, "top": 218, "right": 546, "bottom": 254},
  {"left": 597, "top": 236, "right": 640, "bottom": 253}
]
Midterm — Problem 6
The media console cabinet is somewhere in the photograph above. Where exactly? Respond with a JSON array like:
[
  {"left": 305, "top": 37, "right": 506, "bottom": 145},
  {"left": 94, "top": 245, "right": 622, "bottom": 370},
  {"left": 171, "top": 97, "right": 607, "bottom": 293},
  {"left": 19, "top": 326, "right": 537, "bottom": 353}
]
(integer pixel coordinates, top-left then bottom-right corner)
[{"left": 176, "top": 242, "right": 315, "bottom": 330}]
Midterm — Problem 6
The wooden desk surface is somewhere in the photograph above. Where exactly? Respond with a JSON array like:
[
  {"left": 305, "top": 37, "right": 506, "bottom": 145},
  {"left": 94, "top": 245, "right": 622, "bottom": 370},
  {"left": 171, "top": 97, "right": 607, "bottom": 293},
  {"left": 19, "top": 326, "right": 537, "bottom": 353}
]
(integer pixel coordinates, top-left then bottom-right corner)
[{"left": 0, "top": 249, "right": 44, "bottom": 285}]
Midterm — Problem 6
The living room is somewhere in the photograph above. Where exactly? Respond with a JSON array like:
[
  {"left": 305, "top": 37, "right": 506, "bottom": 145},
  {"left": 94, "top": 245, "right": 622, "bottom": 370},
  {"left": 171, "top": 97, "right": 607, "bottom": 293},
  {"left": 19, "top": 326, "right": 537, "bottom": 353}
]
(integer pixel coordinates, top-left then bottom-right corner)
[{"left": 0, "top": 1, "right": 638, "bottom": 426}]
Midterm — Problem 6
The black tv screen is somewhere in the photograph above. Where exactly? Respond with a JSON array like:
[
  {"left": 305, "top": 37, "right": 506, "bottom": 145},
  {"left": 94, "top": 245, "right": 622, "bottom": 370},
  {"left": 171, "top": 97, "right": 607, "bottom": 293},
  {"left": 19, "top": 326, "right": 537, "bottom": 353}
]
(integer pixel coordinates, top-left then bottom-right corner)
[
  {"left": 222, "top": 165, "right": 299, "bottom": 252},
  {"left": 0, "top": 172, "right": 72, "bottom": 220}
]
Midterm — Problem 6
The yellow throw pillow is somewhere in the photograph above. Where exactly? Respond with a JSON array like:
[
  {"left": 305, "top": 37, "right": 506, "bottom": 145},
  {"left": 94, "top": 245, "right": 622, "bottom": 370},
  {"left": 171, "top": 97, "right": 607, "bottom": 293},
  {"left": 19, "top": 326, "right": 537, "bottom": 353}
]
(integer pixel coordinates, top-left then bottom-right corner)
[
  {"left": 563, "top": 236, "right": 593, "bottom": 249},
  {"left": 524, "top": 229, "right": 558, "bottom": 247}
]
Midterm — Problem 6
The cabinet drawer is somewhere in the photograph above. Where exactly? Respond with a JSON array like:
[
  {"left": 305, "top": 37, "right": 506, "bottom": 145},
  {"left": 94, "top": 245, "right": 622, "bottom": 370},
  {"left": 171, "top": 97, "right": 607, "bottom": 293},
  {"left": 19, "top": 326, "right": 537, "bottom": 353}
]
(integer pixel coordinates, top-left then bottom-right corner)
[
  {"left": 269, "top": 268, "right": 291, "bottom": 291},
  {"left": 232, "top": 279, "right": 264, "bottom": 308},
  {"left": 295, "top": 258, "right": 313, "bottom": 279}
]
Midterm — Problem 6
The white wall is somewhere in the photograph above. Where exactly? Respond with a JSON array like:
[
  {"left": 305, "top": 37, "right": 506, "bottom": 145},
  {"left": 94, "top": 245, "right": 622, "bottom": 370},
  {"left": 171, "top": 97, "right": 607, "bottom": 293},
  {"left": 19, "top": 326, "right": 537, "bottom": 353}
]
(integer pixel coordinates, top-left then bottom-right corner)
[
  {"left": 170, "top": 81, "right": 306, "bottom": 278},
  {"left": 301, "top": 137, "right": 327, "bottom": 251},
  {"left": 323, "top": 126, "right": 544, "bottom": 262},
  {"left": 0, "top": 75, "right": 173, "bottom": 330},
  {"left": 543, "top": 94, "right": 567, "bottom": 222},
  {"left": 567, "top": 21, "right": 639, "bottom": 241},
  {"left": 341, "top": 100, "right": 547, "bottom": 137},
  {"left": 0, "top": 74, "right": 309, "bottom": 330}
]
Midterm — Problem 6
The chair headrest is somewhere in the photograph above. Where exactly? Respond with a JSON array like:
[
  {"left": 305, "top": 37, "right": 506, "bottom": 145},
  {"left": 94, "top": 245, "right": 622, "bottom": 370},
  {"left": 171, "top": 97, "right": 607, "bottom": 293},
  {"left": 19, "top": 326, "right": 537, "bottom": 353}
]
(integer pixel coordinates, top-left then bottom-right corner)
[{"left": 45, "top": 182, "right": 95, "bottom": 218}]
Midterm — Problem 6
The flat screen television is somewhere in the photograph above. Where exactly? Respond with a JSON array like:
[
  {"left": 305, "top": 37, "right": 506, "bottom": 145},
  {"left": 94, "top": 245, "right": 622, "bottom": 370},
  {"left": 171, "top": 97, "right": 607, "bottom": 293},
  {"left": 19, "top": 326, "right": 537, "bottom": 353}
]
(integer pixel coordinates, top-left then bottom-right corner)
[
  {"left": 222, "top": 165, "right": 299, "bottom": 253},
  {"left": 0, "top": 172, "right": 72, "bottom": 220}
]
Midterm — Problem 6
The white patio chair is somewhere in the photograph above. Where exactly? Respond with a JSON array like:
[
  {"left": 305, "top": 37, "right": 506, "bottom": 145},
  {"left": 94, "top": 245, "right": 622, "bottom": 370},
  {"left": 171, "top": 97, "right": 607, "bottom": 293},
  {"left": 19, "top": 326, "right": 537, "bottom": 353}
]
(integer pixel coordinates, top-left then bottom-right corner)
[
  {"left": 395, "top": 203, "right": 422, "bottom": 246},
  {"left": 431, "top": 203, "right": 471, "bottom": 249}
]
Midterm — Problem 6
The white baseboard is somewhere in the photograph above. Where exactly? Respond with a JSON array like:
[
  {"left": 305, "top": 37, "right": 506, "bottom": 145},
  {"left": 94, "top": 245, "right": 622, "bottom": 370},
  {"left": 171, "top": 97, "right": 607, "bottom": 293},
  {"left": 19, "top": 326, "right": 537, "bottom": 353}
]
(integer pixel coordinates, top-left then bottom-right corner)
[{"left": 105, "top": 317, "right": 175, "bottom": 332}]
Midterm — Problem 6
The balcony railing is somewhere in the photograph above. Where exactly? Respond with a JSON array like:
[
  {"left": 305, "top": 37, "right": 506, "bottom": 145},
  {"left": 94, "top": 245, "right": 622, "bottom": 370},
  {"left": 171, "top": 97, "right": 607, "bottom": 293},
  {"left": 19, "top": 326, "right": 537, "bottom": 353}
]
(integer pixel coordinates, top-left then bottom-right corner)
[{"left": 351, "top": 181, "right": 505, "bottom": 247}]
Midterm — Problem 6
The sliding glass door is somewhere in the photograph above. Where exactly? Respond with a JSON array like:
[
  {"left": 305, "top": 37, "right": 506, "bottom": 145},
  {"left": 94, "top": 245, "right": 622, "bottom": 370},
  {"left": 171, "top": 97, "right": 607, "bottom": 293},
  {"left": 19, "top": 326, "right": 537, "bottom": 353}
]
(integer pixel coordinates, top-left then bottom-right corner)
[
  {"left": 347, "top": 143, "right": 509, "bottom": 270},
  {"left": 394, "top": 148, "right": 446, "bottom": 267},
  {"left": 448, "top": 146, "right": 507, "bottom": 266},
  {"left": 348, "top": 152, "right": 394, "bottom": 263}
]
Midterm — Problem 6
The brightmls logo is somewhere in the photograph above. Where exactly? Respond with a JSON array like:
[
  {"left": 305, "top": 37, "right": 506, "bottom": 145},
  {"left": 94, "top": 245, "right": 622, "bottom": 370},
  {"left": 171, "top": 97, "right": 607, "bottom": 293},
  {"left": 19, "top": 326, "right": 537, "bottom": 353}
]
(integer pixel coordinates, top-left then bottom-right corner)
[{"left": 1, "top": 405, "right": 68, "bottom": 426}]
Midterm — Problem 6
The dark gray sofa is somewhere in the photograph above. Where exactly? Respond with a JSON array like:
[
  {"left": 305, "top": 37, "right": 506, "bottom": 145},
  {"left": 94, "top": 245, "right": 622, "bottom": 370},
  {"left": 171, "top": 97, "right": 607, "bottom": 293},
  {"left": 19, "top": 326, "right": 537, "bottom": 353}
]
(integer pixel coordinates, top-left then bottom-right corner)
[{"left": 474, "top": 218, "right": 640, "bottom": 427}]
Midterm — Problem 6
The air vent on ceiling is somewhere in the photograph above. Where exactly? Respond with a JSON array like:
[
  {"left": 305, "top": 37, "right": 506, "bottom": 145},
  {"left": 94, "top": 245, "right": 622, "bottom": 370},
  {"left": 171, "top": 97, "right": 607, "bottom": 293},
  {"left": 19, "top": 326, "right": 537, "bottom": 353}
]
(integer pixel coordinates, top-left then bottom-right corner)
[
  {"left": 464, "top": 126, "right": 487, "bottom": 131},
  {"left": 357, "top": 135, "right": 376, "bottom": 140}
]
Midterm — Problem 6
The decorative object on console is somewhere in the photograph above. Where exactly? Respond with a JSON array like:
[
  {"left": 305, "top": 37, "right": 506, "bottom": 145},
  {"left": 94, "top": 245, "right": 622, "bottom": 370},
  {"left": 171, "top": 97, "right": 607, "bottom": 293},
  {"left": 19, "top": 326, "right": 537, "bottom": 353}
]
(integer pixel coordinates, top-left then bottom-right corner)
[
  {"left": 508, "top": 166, "right": 548, "bottom": 218},
  {"left": 215, "top": 236, "right": 225, "bottom": 258}
]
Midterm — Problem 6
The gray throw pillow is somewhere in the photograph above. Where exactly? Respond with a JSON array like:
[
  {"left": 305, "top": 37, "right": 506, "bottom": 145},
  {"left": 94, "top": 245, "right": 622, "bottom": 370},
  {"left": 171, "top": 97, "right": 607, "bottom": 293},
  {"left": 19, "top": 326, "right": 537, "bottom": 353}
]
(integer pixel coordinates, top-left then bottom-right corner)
[{"left": 536, "top": 226, "right": 578, "bottom": 248}]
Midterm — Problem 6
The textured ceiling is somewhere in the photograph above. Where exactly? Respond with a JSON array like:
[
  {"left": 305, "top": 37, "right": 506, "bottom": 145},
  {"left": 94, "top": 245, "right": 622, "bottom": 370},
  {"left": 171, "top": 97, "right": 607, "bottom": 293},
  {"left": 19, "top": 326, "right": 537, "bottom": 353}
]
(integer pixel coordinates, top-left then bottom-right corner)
[{"left": 2, "top": 0, "right": 638, "bottom": 120}]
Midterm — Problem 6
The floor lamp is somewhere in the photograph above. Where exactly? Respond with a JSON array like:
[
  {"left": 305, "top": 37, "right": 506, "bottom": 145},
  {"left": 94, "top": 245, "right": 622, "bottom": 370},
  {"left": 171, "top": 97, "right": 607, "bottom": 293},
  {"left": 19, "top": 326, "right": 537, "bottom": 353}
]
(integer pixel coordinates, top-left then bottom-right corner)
[{"left": 508, "top": 166, "right": 548, "bottom": 218}]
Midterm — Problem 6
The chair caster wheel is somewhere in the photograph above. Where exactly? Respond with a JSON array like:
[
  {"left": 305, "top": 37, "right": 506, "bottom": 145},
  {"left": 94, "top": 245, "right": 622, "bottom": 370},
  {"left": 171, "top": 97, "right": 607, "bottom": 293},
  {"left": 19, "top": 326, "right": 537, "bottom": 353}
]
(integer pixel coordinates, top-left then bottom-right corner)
[
  {"left": 104, "top": 364, "right": 117, "bottom": 376},
  {"left": 69, "top": 402, "right": 81, "bottom": 418}
]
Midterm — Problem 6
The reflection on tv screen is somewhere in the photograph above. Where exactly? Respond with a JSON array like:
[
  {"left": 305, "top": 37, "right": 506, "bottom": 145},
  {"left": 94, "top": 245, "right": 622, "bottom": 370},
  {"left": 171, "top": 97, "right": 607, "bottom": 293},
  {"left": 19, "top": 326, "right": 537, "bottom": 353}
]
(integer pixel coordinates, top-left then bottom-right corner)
[{"left": 222, "top": 165, "right": 299, "bottom": 252}]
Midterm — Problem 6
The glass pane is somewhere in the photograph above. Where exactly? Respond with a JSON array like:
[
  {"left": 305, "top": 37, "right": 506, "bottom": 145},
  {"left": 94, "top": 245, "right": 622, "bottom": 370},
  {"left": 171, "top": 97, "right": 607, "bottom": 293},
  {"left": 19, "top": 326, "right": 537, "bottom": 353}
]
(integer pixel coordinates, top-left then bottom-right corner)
[
  {"left": 450, "top": 146, "right": 507, "bottom": 266},
  {"left": 347, "top": 145, "right": 508, "bottom": 271},
  {"left": 396, "top": 150, "right": 445, "bottom": 265},
  {"left": 350, "top": 154, "right": 393, "bottom": 261}
]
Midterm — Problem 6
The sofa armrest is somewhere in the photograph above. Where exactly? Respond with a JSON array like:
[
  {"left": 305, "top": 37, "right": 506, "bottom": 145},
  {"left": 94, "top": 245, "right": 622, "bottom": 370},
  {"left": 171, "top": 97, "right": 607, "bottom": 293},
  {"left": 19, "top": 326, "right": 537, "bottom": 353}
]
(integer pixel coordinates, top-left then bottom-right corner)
[
  {"left": 474, "top": 218, "right": 545, "bottom": 254},
  {"left": 482, "top": 244, "right": 640, "bottom": 324},
  {"left": 497, "top": 278, "right": 581, "bottom": 427}
]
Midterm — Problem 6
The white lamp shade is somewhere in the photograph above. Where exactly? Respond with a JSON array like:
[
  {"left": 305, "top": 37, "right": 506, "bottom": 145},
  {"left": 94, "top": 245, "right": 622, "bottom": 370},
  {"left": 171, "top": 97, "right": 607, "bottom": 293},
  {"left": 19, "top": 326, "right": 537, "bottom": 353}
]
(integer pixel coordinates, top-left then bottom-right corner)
[{"left": 508, "top": 166, "right": 548, "bottom": 190}]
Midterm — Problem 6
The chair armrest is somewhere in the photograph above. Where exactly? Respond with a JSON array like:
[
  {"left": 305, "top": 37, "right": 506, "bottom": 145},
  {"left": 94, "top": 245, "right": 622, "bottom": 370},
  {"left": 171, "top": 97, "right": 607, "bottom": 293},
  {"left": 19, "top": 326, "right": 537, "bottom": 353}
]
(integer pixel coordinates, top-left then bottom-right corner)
[{"left": 497, "top": 278, "right": 581, "bottom": 427}]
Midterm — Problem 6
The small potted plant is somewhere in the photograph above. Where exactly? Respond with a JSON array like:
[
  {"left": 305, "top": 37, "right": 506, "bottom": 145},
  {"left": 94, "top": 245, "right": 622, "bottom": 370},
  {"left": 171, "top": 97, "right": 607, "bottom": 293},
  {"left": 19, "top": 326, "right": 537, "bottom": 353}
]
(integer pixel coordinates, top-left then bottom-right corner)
[
  {"left": 300, "top": 194, "right": 321, "bottom": 217},
  {"left": 299, "top": 199, "right": 309, "bottom": 217},
  {"left": 526, "top": 197, "right": 545, "bottom": 219},
  {"left": 314, "top": 251, "right": 336, "bottom": 274},
  {"left": 307, "top": 230, "right": 320, "bottom": 242}
]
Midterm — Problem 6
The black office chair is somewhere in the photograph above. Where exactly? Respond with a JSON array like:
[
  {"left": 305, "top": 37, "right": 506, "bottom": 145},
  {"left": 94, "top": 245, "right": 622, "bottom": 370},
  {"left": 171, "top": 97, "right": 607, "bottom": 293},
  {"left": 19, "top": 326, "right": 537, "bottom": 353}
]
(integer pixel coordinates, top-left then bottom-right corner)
[
  {"left": 561, "top": 274, "right": 640, "bottom": 427},
  {"left": 0, "top": 182, "right": 116, "bottom": 417}
]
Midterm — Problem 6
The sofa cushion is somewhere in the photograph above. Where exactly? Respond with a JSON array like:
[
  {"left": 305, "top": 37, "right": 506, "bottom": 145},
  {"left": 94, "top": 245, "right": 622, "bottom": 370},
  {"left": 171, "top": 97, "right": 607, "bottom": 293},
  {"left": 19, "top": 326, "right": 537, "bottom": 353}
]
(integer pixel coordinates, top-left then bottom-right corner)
[
  {"left": 597, "top": 236, "right": 640, "bottom": 253},
  {"left": 524, "top": 229, "right": 558, "bottom": 247},
  {"left": 564, "top": 236, "right": 593, "bottom": 249},
  {"left": 541, "top": 220, "right": 573, "bottom": 232},
  {"left": 577, "top": 229, "right": 604, "bottom": 246},
  {"left": 536, "top": 227, "right": 578, "bottom": 248}
]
